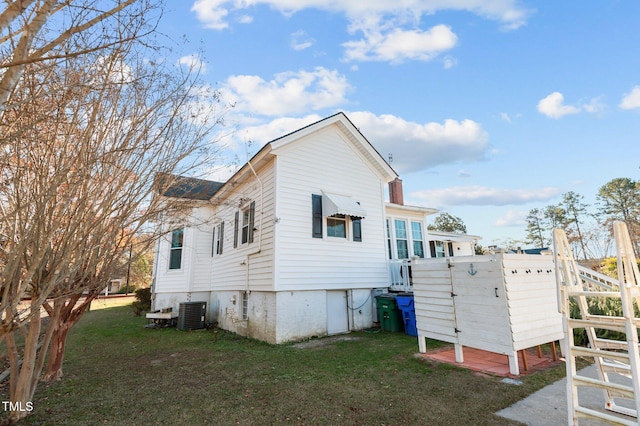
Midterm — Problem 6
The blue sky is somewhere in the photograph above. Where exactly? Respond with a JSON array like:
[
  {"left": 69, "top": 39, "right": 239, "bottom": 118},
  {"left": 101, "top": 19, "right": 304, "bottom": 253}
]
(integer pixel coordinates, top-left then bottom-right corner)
[{"left": 159, "top": 1, "right": 640, "bottom": 246}]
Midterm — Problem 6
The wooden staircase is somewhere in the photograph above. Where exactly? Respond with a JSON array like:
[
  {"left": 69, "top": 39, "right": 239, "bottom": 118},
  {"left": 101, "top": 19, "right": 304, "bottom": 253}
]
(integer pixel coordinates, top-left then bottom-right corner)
[{"left": 554, "top": 221, "right": 640, "bottom": 425}]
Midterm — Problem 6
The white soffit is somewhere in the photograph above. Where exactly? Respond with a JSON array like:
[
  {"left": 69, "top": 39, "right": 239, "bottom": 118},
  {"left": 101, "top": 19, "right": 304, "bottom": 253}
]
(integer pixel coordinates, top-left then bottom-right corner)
[{"left": 322, "top": 192, "right": 367, "bottom": 219}]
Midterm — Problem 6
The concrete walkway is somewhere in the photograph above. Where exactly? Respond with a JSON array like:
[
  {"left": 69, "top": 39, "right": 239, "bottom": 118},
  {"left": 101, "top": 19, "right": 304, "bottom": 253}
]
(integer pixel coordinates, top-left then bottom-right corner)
[{"left": 496, "top": 365, "right": 636, "bottom": 425}]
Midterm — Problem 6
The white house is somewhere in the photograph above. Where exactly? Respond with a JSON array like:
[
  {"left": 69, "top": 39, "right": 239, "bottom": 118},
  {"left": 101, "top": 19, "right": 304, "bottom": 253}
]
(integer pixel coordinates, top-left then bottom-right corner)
[{"left": 151, "top": 112, "right": 478, "bottom": 343}]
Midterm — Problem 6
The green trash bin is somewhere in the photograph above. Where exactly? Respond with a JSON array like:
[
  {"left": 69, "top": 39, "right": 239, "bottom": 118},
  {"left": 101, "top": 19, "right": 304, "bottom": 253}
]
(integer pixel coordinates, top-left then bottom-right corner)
[{"left": 375, "top": 294, "right": 404, "bottom": 332}]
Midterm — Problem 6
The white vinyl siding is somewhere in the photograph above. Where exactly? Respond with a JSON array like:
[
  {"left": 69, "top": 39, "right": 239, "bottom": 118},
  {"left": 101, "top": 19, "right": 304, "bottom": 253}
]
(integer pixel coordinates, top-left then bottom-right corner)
[
  {"left": 272, "top": 124, "right": 389, "bottom": 291},
  {"left": 209, "top": 160, "right": 276, "bottom": 292},
  {"left": 153, "top": 206, "right": 215, "bottom": 294}
]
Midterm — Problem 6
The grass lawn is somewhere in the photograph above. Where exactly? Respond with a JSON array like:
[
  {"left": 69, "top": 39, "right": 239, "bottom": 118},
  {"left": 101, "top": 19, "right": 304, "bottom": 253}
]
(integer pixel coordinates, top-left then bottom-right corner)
[{"left": 1, "top": 304, "right": 567, "bottom": 425}]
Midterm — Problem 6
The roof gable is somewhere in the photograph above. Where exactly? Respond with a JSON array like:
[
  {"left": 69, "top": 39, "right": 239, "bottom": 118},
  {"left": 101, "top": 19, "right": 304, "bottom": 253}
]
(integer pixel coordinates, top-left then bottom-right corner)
[
  {"left": 209, "top": 112, "right": 398, "bottom": 203},
  {"left": 269, "top": 112, "right": 397, "bottom": 182}
]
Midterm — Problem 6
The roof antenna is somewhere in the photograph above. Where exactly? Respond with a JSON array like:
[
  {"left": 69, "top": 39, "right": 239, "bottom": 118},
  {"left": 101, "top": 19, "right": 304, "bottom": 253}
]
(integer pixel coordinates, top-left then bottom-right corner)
[{"left": 388, "top": 153, "right": 393, "bottom": 164}]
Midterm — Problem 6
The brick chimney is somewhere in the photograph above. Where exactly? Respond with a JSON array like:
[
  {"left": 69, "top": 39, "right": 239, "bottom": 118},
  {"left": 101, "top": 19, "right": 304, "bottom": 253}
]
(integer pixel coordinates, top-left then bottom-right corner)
[{"left": 388, "top": 177, "right": 404, "bottom": 205}]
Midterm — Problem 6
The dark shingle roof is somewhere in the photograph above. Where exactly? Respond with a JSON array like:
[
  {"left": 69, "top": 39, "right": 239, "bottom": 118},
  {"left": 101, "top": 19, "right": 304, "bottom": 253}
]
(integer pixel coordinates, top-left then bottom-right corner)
[{"left": 156, "top": 173, "right": 224, "bottom": 200}]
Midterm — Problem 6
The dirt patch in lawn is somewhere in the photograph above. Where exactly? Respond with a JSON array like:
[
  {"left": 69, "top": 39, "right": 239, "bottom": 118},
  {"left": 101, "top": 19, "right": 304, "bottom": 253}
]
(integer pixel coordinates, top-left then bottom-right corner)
[{"left": 291, "top": 335, "right": 362, "bottom": 349}]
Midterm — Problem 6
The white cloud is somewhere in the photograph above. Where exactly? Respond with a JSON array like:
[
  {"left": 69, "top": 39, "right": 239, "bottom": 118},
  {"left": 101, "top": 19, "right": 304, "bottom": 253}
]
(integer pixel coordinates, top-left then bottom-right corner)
[
  {"left": 582, "top": 97, "right": 605, "bottom": 114},
  {"left": 537, "top": 92, "right": 606, "bottom": 119},
  {"left": 93, "top": 56, "right": 134, "bottom": 84},
  {"left": 178, "top": 54, "right": 207, "bottom": 73},
  {"left": 347, "top": 111, "right": 489, "bottom": 173},
  {"left": 342, "top": 25, "right": 457, "bottom": 64},
  {"left": 217, "top": 110, "right": 490, "bottom": 174},
  {"left": 620, "top": 86, "right": 640, "bottom": 110},
  {"left": 290, "top": 30, "right": 314, "bottom": 51},
  {"left": 495, "top": 209, "right": 528, "bottom": 227},
  {"left": 235, "top": 114, "right": 324, "bottom": 147},
  {"left": 408, "top": 185, "right": 562, "bottom": 206},
  {"left": 191, "top": 1, "right": 532, "bottom": 62},
  {"left": 191, "top": 1, "right": 229, "bottom": 30},
  {"left": 442, "top": 55, "right": 457, "bottom": 69},
  {"left": 221, "top": 67, "right": 350, "bottom": 116},
  {"left": 237, "top": 15, "right": 253, "bottom": 24},
  {"left": 191, "top": 1, "right": 531, "bottom": 30},
  {"left": 500, "top": 112, "right": 511, "bottom": 123},
  {"left": 537, "top": 92, "right": 580, "bottom": 119}
]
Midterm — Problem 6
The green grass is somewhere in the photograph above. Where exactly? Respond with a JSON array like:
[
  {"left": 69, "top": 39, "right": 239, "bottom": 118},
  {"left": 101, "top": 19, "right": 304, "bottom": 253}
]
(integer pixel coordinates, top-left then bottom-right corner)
[{"left": 1, "top": 305, "right": 568, "bottom": 425}]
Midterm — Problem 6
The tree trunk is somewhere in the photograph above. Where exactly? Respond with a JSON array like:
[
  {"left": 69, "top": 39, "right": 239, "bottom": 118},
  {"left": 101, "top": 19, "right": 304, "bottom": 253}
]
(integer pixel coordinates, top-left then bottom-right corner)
[
  {"left": 42, "top": 294, "right": 92, "bottom": 381},
  {"left": 41, "top": 322, "right": 71, "bottom": 381},
  {"left": 9, "top": 309, "right": 41, "bottom": 423}
]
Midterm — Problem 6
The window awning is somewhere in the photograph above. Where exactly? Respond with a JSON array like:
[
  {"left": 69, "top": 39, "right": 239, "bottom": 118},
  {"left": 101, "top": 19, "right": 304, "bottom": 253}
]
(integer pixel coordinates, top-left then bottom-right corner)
[{"left": 322, "top": 192, "right": 367, "bottom": 219}]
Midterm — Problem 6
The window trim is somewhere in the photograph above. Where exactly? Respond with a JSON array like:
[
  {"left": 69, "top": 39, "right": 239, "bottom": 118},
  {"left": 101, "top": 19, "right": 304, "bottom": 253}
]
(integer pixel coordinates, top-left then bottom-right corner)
[
  {"left": 169, "top": 227, "right": 184, "bottom": 270},
  {"left": 241, "top": 291, "right": 249, "bottom": 320},
  {"left": 214, "top": 222, "right": 224, "bottom": 255},
  {"left": 394, "top": 219, "right": 409, "bottom": 259},
  {"left": 240, "top": 201, "right": 255, "bottom": 245},
  {"left": 411, "top": 221, "right": 425, "bottom": 258},
  {"left": 327, "top": 214, "right": 347, "bottom": 238}
]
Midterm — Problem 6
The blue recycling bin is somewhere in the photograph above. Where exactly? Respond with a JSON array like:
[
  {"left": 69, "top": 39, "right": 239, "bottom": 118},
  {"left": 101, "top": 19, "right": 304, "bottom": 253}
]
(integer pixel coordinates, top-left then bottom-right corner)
[{"left": 395, "top": 293, "right": 417, "bottom": 337}]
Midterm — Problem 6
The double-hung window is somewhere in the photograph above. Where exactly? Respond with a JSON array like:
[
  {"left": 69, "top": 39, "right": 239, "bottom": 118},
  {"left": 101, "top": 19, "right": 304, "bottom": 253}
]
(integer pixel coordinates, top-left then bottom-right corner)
[
  {"left": 394, "top": 219, "right": 409, "bottom": 259},
  {"left": 169, "top": 228, "right": 184, "bottom": 269},
  {"left": 411, "top": 221, "right": 425, "bottom": 258},
  {"left": 430, "top": 241, "right": 451, "bottom": 258},
  {"left": 240, "top": 201, "right": 255, "bottom": 245},
  {"left": 327, "top": 214, "right": 347, "bottom": 238},
  {"left": 213, "top": 223, "right": 224, "bottom": 255}
]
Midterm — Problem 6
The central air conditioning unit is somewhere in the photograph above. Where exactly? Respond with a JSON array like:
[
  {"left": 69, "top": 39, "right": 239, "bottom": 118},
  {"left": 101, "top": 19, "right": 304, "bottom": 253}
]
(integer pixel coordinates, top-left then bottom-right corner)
[{"left": 177, "top": 301, "right": 207, "bottom": 331}]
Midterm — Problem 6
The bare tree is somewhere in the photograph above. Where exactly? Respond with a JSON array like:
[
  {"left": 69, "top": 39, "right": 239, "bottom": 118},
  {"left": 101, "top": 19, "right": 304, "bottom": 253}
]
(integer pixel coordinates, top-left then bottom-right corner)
[
  {"left": 0, "top": 0, "right": 157, "bottom": 113},
  {"left": 597, "top": 178, "right": 640, "bottom": 256},
  {"left": 560, "top": 191, "right": 590, "bottom": 259},
  {"left": 0, "top": 7, "right": 223, "bottom": 422}
]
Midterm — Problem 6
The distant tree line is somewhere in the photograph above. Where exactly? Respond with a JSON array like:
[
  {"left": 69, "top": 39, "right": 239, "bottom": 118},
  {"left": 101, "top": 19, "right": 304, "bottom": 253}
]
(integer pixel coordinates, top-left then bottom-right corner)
[{"left": 524, "top": 178, "right": 640, "bottom": 259}]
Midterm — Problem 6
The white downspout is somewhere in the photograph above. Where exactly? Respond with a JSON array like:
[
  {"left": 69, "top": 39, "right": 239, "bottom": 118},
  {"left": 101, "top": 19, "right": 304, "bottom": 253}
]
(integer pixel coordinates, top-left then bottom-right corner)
[
  {"left": 150, "top": 215, "right": 164, "bottom": 311},
  {"left": 245, "top": 158, "right": 264, "bottom": 294}
]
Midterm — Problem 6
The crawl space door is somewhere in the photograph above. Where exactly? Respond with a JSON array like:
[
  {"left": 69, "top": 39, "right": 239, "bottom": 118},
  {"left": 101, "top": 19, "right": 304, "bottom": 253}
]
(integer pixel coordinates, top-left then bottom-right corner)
[{"left": 326, "top": 290, "right": 349, "bottom": 335}]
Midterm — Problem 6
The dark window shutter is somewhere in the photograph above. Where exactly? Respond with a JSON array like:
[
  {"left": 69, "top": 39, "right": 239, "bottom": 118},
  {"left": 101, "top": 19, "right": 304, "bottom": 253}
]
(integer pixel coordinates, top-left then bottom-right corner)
[
  {"left": 429, "top": 241, "right": 436, "bottom": 258},
  {"left": 248, "top": 201, "right": 255, "bottom": 244},
  {"left": 219, "top": 222, "right": 225, "bottom": 254},
  {"left": 312, "top": 194, "right": 323, "bottom": 238},
  {"left": 234, "top": 211, "right": 239, "bottom": 248},
  {"left": 448, "top": 242, "right": 454, "bottom": 257},
  {"left": 211, "top": 227, "right": 216, "bottom": 257},
  {"left": 352, "top": 218, "right": 362, "bottom": 242}
]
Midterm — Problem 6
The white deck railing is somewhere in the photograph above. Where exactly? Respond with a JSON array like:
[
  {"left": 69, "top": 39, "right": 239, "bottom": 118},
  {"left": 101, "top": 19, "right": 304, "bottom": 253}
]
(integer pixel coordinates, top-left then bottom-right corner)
[{"left": 389, "top": 259, "right": 412, "bottom": 292}]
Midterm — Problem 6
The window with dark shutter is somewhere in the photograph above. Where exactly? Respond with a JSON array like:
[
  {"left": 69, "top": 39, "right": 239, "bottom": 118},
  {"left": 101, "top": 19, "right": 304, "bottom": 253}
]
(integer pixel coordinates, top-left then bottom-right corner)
[
  {"left": 218, "top": 222, "right": 224, "bottom": 254},
  {"left": 211, "top": 226, "right": 216, "bottom": 257},
  {"left": 429, "top": 241, "right": 436, "bottom": 258},
  {"left": 352, "top": 218, "right": 362, "bottom": 242},
  {"left": 312, "top": 194, "right": 323, "bottom": 238},
  {"left": 234, "top": 211, "right": 239, "bottom": 248},
  {"left": 241, "top": 201, "right": 256, "bottom": 244},
  {"left": 248, "top": 201, "right": 255, "bottom": 244}
]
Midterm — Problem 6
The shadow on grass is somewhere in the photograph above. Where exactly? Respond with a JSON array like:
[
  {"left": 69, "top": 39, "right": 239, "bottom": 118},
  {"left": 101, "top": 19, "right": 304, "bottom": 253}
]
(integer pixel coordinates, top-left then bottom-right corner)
[{"left": 1, "top": 306, "right": 567, "bottom": 425}]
